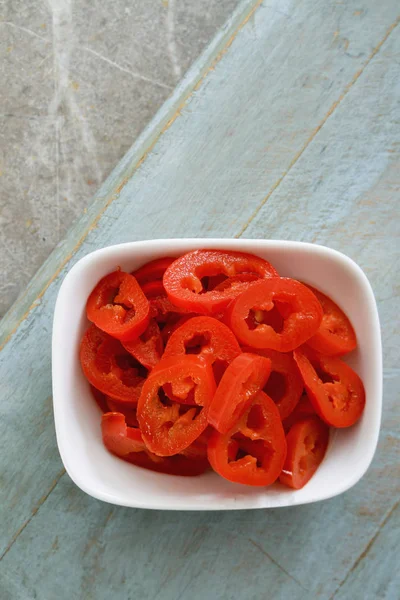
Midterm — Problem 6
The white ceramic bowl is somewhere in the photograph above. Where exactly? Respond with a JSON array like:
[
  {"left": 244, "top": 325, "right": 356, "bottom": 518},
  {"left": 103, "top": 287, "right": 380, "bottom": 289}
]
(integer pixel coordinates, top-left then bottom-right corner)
[{"left": 52, "top": 239, "right": 382, "bottom": 510}]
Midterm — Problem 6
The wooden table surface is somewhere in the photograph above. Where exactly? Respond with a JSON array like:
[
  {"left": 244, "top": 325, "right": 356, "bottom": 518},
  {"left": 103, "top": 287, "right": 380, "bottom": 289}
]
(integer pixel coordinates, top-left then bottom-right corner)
[{"left": 1, "top": 0, "right": 399, "bottom": 598}]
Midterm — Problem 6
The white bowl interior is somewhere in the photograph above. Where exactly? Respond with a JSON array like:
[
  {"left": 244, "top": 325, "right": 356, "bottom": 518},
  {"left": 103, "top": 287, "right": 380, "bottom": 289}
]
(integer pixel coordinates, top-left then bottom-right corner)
[{"left": 52, "top": 239, "right": 382, "bottom": 509}]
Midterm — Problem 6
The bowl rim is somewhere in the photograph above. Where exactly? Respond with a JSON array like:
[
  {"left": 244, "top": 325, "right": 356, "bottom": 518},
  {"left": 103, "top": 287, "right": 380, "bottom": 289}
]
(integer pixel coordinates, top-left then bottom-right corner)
[{"left": 52, "top": 238, "right": 382, "bottom": 510}]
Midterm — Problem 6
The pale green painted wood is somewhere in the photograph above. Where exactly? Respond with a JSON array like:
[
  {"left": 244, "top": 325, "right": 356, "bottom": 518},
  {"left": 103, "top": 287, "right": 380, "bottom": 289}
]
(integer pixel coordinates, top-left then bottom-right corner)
[
  {"left": 0, "top": 0, "right": 399, "bottom": 597},
  {"left": 334, "top": 502, "right": 400, "bottom": 600},
  {"left": 1, "top": 478, "right": 308, "bottom": 600}
]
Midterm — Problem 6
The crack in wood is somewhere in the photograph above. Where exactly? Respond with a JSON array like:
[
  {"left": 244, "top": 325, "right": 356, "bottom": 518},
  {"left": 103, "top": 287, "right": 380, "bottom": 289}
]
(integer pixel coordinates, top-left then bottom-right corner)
[
  {"left": 248, "top": 538, "right": 308, "bottom": 591},
  {"left": 236, "top": 14, "right": 400, "bottom": 239},
  {"left": 0, "top": 469, "right": 65, "bottom": 563},
  {"left": 329, "top": 500, "right": 400, "bottom": 599}
]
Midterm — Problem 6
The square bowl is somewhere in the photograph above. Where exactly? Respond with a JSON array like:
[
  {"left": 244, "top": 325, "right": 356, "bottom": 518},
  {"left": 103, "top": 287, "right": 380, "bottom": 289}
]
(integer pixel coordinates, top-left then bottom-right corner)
[{"left": 52, "top": 239, "right": 382, "bottom": 510}]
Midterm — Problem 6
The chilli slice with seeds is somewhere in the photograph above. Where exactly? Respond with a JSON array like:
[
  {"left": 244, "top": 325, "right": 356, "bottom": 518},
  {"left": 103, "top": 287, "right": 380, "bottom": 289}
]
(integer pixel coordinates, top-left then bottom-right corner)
[{"left": 80, "top": 248, "right": 366, "bottom": 486}]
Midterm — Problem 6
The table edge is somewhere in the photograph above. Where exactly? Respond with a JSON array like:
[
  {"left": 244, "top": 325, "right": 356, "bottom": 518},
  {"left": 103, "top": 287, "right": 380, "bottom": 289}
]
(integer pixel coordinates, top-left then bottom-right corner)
[{"left": 0, "top": 0, "right": 263, "bottom": 349}]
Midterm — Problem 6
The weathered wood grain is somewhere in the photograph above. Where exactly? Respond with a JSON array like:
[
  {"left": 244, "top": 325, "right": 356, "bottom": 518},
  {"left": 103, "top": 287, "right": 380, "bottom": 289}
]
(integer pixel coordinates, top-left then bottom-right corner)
[
  {"left": 0, "top": 477, "right": 308, "bottom": 600},
  {"left": 333, "top": 501, "right": 400, "bottom": 600},
  {"left": 0, "top": 0, "right": 399, "bottom": 597}
]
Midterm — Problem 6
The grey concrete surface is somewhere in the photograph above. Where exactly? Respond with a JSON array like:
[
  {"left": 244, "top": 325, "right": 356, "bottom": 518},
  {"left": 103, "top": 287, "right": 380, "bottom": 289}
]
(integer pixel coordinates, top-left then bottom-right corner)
[{"left": 0, "top": 0, "right": 239, "bottom": 316}]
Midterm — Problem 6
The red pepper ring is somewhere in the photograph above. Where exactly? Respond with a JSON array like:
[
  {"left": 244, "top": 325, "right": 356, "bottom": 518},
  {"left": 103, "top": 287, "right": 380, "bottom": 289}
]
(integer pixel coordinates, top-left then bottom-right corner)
[
  {"left": 86, "top": 270, "right": 150, "bottom": 342},
  {"left": 207, "top": 353, "right": 272, "bottom": 434},
  {"left": 141, "top": 280, "right": 190, "bottom": 322},
  {"left": 163, "top": 316, "right": 241, "bottom": 365},
  {"left": 102, "top": 413, "right": 210, "bottom": 476},
  {"left": 90, "top": 385, "right": 110, "bottom": 413},
  {"left": 163, "top": 249, "right": 279, "bottom": 315},
  {"left": 159, "top": 314, "right": 196, "bottom": 344},
  {"left": 124, "top": 449, "right": 210, "bottom": 476},
  {"left": 293, "top": 347, "right": 365, "bottom": 428},
  {"left": 89, "top": 385, "right": 139, "bottom": 427},
  {"left": 244, "top": 348, "right": 303, "bottom": 421},
  {"left": 141, "top": 280, "right": 165, "bottom": 298},
  {"left": 163, "top": 315, "right": 241, "bottom": 386},
  {"left": 106, "top": 398, "right": 139, "bottom": 427},
  {"left": 213, "top": 273, "right": 261, "bottom": 292},
  {"left": 228, "top": 278, "right": 323, "bottom": 352},
  {"left": 207, "top": 391, "right": 287, "bottom": 486},
  {"left": 137, "top": 355, "right": 216, "bottom": 456},
  {"left": 282, "top": 393, "right": 316, "bottom": 433},
  {"left": 279, "top": 417, "right": 330, "bottom": 489},
  {"left": 102, "top": 412, "right": 146, "bottom": 455},
  {"left": 80, "top": 324, "right": 147, "bottom": 403},
  {"left": 304, "top": 285, "right": 357, "bottom": 356},
  {"left": 132, "top": 257, "right": 176, "bottom": 285},
  {"left": 123, "top": 319, "right": 163, "bottom": 370},
  {"left": 180, "top": 429, "right": 211, "bottom": 459}
]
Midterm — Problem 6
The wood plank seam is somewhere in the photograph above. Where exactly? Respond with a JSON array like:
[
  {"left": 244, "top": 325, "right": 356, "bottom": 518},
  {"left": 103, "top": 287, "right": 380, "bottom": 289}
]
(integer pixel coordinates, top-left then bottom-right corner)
[
  {"left": 0, "top": 468, "right": 65, "bottom": 563},
  {"left": 0, "top": 0, "right": 264, "bottom": 353},
  {"left": 235, "top": 13, "right": 400, "bottom": 239},
  {"left": 328, "top": 500, "right": 400, "bottom": 599},
  {"left": 248, "top": 538, "right": 308, "bottom": 591}
]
